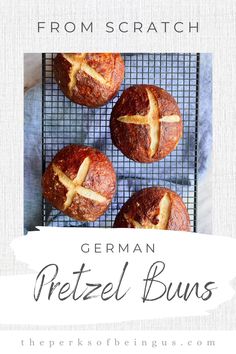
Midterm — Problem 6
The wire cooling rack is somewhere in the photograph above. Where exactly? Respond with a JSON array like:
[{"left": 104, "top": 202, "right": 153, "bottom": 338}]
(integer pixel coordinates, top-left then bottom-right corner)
[{"left": 42, "top": 53, "right": 199, "bottom": 231}]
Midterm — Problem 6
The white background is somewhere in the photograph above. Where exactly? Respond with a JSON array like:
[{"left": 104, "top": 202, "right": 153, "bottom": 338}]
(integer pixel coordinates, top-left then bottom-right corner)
[
  {"left": 0, "top": 0, "right": 235, "bottom": 332},
  {"left": 1, "top": 330, "right": 236, "bottom": 354}
]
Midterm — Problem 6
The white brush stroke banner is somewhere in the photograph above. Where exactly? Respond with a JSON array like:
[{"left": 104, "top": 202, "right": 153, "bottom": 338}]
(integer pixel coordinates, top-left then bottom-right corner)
[{"left": 0, "top": 227, "right": 235, "bottom": 325}]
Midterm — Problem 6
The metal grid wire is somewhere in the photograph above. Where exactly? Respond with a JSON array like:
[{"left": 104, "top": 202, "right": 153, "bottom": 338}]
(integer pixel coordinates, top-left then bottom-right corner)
[{"left": 42, "top": 53, "right": 199, "bottom": 231}]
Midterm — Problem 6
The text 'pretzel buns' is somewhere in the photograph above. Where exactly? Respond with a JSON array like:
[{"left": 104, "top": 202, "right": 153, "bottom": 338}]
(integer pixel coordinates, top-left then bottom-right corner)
[
  {"left": 110, "top": 85, "right": 182, "bottom": 162},
  {"left": 113, "top": 187, "right": 191, "bottom": 231},
  {"left": 54, "top": 53, "right": 125, "bottom": 108},
  {"left": 42, "top": 145, "right": 116, "bottom": 222}
]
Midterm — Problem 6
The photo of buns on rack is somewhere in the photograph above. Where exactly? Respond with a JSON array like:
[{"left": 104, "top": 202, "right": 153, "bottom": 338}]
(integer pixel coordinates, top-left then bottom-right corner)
[
  {"left": 42, "top": 145, "right": 116, "bottom": 222},
  {"left": 113, "top": 187, "right": 190, "bottom": 231},
  {"left": 53, "top": 53, "right": 125, "bottom": 107},
  {"left": 34, "top": 52, "right": 207, "bottom": 232},
  {"left": 110, "top": 84, "right": 182, "bottom": 162}
]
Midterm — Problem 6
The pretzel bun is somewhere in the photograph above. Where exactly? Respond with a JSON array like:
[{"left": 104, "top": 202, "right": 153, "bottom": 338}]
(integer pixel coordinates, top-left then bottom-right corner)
[
  {"left": 42, "top": 145, "right": 116, "bottom": 222},
  {"left": 110, "top": 85, "right": 182, "bottom": 162},
  {"left": 113, "top": 187, "right": 191, "bottom": 231},
  {"left": 54, "top": 53, "right": 125, "bottom": 107}
]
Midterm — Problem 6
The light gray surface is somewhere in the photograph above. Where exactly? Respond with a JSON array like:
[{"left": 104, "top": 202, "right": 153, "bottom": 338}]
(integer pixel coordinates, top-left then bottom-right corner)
[{"left": 0, "top": 0, "right": 235, "bottom": 331}]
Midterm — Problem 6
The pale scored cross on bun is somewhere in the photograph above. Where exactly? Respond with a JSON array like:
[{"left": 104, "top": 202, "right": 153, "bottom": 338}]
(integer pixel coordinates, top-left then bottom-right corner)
[
  {"left": 54, "top": 53, "right": 125, "bottom": 107},
  {"left": 42, "top": 145, "right": 116, "bottom": 222},
  {"left": 113, "top": 187, "right": 191, "bottom": 231},
  {"left": 110, "top": 85, "right": 182, "bottom": 163}
]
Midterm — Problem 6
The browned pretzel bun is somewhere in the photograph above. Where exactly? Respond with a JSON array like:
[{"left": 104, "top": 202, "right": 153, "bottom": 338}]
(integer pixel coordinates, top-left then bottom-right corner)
[
  {"left": 42, "top": 145, "right": 116, "bottom": 222},
  {"left": 110, "top": 85, "right": 182, "bottom": 162},
  {"left": 54, "top": 53, "right": 125, "bottom": 107},
  {"left": 113, "top": 187, "right": 191, "bottom": 231}
]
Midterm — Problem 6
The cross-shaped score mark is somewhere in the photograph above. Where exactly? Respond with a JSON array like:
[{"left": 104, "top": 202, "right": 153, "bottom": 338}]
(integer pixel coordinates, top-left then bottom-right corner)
[
  {"left": 124, "top": 193, "right": 171, "bottom": 230},
  {"left": 117, "top": 89, "right": 181, "bottom": 157},
  {"left": 52, "top": 157, "right": 107, "bottom": 210},
  {"left": 63, "top": 54, "right": 110, "bottom": 95}
]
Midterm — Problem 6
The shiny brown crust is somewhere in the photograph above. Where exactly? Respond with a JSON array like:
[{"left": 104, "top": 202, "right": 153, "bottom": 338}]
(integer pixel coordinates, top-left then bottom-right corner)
[
  {"left": 42, "top": 145, "right": 116, "bottom": 222},
  {"left": 54, "top": 53, "right": 125, "bottom": 107},
  {"left": 110, "top": 85, "right": 182, "bottom": 162},
  {"left": 113, "top": 187, "right": 191, "bottom": 231}
]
